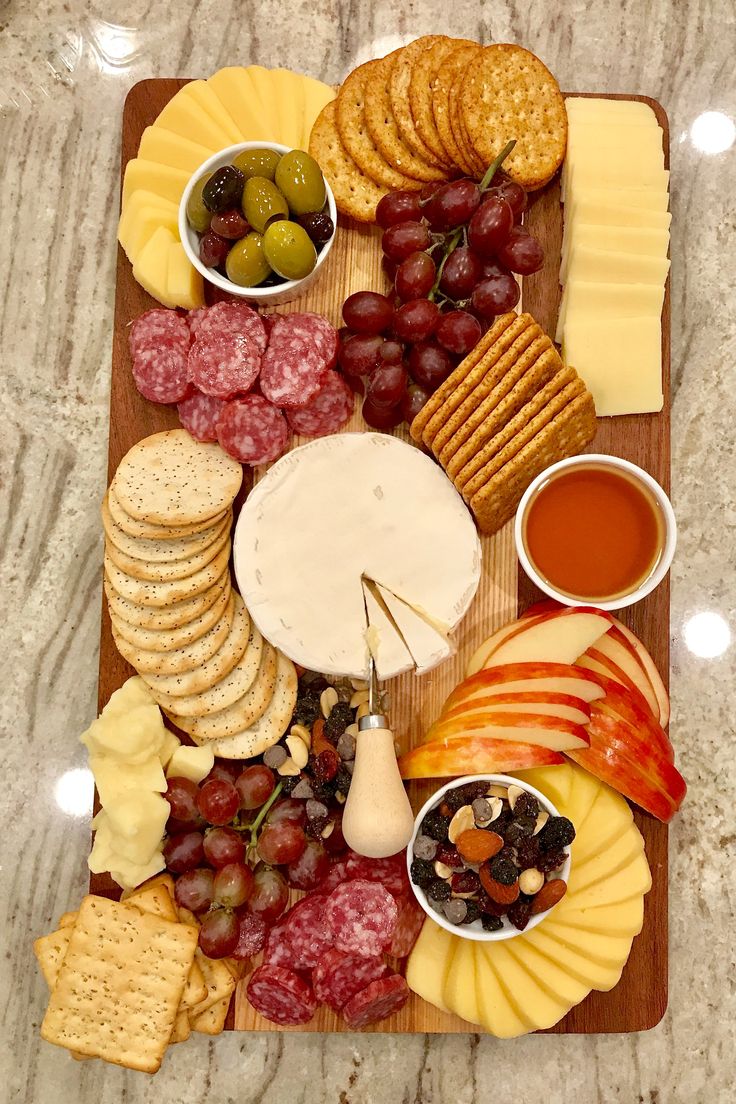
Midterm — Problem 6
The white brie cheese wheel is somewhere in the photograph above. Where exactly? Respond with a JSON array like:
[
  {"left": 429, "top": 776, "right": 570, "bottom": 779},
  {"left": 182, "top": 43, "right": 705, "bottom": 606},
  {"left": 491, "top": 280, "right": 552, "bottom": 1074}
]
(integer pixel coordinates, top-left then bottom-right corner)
[{"left": 233, "top": 434, "right": 481, "bottom": 679}]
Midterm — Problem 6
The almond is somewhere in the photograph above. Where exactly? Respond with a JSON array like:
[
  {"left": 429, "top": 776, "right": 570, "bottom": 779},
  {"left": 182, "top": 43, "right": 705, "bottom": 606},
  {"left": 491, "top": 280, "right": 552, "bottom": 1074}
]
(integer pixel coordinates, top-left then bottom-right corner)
[
  {"left": 456, "top": 829, "right": 503, "bottom": 863},
  {"left": 530, "top": 878, "right": 567, "bottom": 915}
]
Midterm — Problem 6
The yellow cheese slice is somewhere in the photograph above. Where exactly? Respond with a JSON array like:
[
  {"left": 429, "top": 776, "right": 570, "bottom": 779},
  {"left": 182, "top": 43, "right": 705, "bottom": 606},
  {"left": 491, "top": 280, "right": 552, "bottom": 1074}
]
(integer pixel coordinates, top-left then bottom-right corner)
[
  {"left": 167, "top": 240, "right": 205, "bottom": 310},
  {"left": 505, "top": 937, "right": 591, "bottom": 1007},
  {"left": 122, "top": 159, "right": 191, "bottom": 207},
  {"left": 166, "top": 743, "right": 215, "bottom": 784},
  {"left": 301, "top": 74, "right": 336, "bottom": 146},
  {"left": 405, "top": 918, "right": 456, "bottom": 1013},
  {"left": 560, "top": 224, "right": 669, "bottom": 284},
  {"left": 482, "top": 941, "right": 572, "bottom": 1030},
  {"left": 515, "top": 764, "right": 574, "bottom": 811},
  {"left": 139, "top": 125, "right": 216, "bottom": 174},
  {"left": 567, "top": 201, "right": 671, "bottom": 232},
  {"left": 568, "top": 830, "right": 645, "bottom": 894},
  {"left": 541, "top": 919, "right": 636, "bottom": 968},
  {"left": 563, "top": 314, "right": 663, "bottom": 416},
  {"left": 117, "top": 191, "right": 178, "bottom": 260},
  {"left": 562, "top": 759, "right": 610, "bottom": 836},
  {"left": 207, "top": 66, "right": 279, "bottom": 141},
  {"left": 555, "top": 280, "right": 664, "bottom": 344},
  {"left": 156, "top": 88, "right": 235, "bottom": 150},
  {"left": 179, "top": 79, "right": 245, "bottom": 145},
  {"left": 267, "top": 68, "right": 306, "bottom": 148},
  {"left": 520, "top": 924, "right": 627, "bottom": 991},
  {"left": 553, "top": 894, "right": 645, "bottom": 937},
  {"left": 565, "top": 98, "right": 659, "bottom": 127},
  {"left": 568, "top": 165, "right": 669, "bottom": 193},
  {"left": 568, "top": 849, "right": 652, "bottom": 909},
  {"left": 566, "top": 244, "right": 670, "bottom": 287},
  {"left": 132, "top": 224, "right": 178, "bottom": 307},
  {"left": 473, "top": 947, "right": 530, "bottom": 1037},
  {"left": 563, "top": 147, "right": 665, "bottom": 203},
  {"left": 568, "top": 783, "right": 634, "bottom": 866},
  {"left": 443, "top": 939, "right": 481, "bottom": 1026}
]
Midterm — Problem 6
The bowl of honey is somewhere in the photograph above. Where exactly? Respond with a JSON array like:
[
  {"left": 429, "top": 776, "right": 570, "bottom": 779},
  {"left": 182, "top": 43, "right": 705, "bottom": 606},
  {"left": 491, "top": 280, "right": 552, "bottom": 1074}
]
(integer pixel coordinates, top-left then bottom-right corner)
[{"left": 514, "top": 455, "right": 677, "bottom": 610}]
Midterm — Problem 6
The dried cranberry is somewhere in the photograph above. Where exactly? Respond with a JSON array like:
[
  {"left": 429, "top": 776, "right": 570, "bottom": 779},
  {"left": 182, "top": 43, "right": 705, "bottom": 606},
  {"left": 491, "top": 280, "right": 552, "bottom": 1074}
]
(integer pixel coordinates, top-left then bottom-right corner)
[
  {"left": 451, "top": 870, "right": 481, "bottom": 895},
  {"left": 507, "top": 898, "right": 533, "bottom": 931},
  {"left": 515, "top": 837, "right": 542, "bottom": 870},
  {"left": 537, "top": 849, "right": 567, "bottom": 873},
  {"left": 312, "top": 748, "right": 339, "bottom": 782},
  {"left": 435, "top": 844, "right": 464, "bottom": 870}
]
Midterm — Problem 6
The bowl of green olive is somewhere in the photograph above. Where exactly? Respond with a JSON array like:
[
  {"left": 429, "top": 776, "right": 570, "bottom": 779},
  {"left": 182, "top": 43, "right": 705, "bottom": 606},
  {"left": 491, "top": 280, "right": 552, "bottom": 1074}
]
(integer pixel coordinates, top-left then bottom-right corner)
[{"left": 179, "top": 141, "right": 337, "bottom": 306}]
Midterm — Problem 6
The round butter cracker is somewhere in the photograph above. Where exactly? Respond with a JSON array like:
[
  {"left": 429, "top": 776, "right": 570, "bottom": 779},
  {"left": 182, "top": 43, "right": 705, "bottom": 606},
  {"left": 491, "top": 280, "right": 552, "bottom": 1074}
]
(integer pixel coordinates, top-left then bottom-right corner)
[
  {"left": 309, "top": 101, "right": 387, "bottom": 223},
  {"left": 165, "top": 640, "right": 277, "bottom": 733}
]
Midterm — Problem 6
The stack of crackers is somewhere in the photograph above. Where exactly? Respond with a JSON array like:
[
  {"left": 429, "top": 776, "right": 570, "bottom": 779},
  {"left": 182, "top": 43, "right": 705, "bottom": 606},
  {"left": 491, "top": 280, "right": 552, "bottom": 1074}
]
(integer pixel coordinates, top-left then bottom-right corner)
[
  {"left": 34, "top": 875, "right": 238, "bottom": 1072},
  {"left": 104, "top": 430, "right": 297, "bottom": 758},
  {"left": 410, "top": 313, "right": 597, "bottom": 534},
  {"left": 308, "top": 37, "right": 567, "bottom": 221}
]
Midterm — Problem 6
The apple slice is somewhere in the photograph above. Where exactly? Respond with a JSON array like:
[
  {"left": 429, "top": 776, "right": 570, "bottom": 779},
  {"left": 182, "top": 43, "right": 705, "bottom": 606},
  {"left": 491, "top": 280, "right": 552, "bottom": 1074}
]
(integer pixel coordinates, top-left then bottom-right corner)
[
  {"left": 442, "top": 691, "right": 592, "bottom": 728},
  {"left": 589, "top": 674, "right": 674, "bottom": 762},
  {"left": 583, "top": 634, "right": 660, "bottom": 719},
  {"left": 398, "top": 734, "right": 564, "bottom": 779},
  {"left": 483, "top": 609, "right": 614, "bottom": 668},
  {"left": 444, "top": 662, "right": 605, "bottom": 715},
  {"left": 585, "top": 708, "right": 685, "bottom": 801},
  {"left": 425, "top": 711, "right": 590, "bottom": 751},
  {"left": 464, "top": 614, "right": 547, "bottom": 676},
  {"left": 611, "top": 618, "right": 670, "bottom": 726}
]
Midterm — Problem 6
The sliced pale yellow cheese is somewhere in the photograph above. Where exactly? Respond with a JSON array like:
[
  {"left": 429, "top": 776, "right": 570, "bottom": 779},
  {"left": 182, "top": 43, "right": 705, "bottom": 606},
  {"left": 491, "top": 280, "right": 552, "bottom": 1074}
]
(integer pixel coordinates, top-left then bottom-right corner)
[
  {"left": 166, "top": 743, "right": 215, "bottom": 784},
  {"left": 117, "top": 190, "right": 179, "bottom": 260},
  {"left": 158, "top": 727, "right": 181, "bottom": 769},
  {"left": 405, "top": 918, "right": 456, "bottom": 1013},
  {"left": 553, "top": 894, "right": 645, "bottom": 937},
  {"left": 560, "top": 224, "right": 669, "bottom": 284},
  {"left": 362, "top": 582, "right": 413, "bottom": 680},
  {"left": 139, "top": 124, "right": 216, "bottom": 174},
  {"left": 122, "top": 159, "right": 191, "bottom": 207},
  {"left": 179, "top": 79, "right": 245, "bottom": 145},
  {"left": 109, "top": 849, "right": 166, "bottom": 891},
  {"left": 80, "top": 677, "right": 166, "bottom": 764},
  {"left": 562, "top": 144, "right": 664, "bottom": 202},
  {"left": 566, "top": 244, "right": 670, "bottom": 287},
  {"left": 563, "top": 314, "right": 663, "bottom": 416},
  {"left": 542, "top": 920, "right": 636, "bottom": 969},
  {"left": 568, "top": 830, "right": 645, "bottom": 895},
  {"left": 505, "top": 937, "right": 591, "bottom": 1008},
  {"left": 483, "top": 942, "right": 572, "bottom": 1030},
  {"left": 301, "top": 73, "right": 336, "bottom": 146},
  {"left": 207, "top": 66, "right": 278, "bottom": 141},
  {"left": 520, "top": 924, "right": 627, "bottom": 991},
  {"left": 241, "top": 65, "right": 284, "bottom": 137},
  {"left": 156, "top": 88, "right": 235, "bottom": 150},
  {"left": 443, "top": 939, "right": 481, "bottom": 1026},
  {"left": 133, "top": 224, "right": 178, "bottom": 308},
  {"left": 568, "top": 164, "right": 669, "bottom": 196},
  {"left": 555, "top": 280, "right": 664, "bottom": 343},
  {"left": 473, "top": 947, "right": 531, "bottom": 1037},
  {"left": 562, "top": 759, "right": 610, "bottom": 836},
  {"left": 565, "top": 98, "right": 659, "bottom": 126},
  {"left": 90, "top": 753, "right": 167, "bottom": 807},
  {"left": 374, "top": 583, "right": 454, "bottom": 675},
  {"left": 167, "top": 240, "right": 205, "bottom": 310},
  {"left": 568, "top": 201, "right": 671, "bottom": 232},
  {"left": 268, "top": 68, "right": 306, "bottom": 148},
  {"left": 569, "top": 849, "right": 652, "bottom": 909},
  {"left": 568, "top": 784, "right": 634, "bottom": 866},
  {"left": 513, "top": 765, "right": 574, "bottom": 811}
]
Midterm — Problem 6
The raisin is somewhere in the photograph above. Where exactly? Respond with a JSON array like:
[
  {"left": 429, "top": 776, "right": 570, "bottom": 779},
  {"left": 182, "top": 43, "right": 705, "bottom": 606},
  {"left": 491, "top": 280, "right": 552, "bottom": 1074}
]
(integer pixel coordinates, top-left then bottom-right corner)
[
  {"left": 462, "top": 900, "right": 481, "bottom": 924},
  {"left": 513, "top": 791, "right": 539, "bottom": 819},
  {"left": 427, "top": 878, "right": 452, "bottom": 902},
  {"left": 481, "top": 913, "right": 504, "bottom": 932},
  {"left": 435, "top": 843, "right": 463, "bottom": 869},
  {"left": 421, "top": 811, "right": 451, "bottom": 841},
  {"left": 457, "top": 781, "right": 491, "bottom": 805},
  {"left": 515, "top": 836, "right": 541, "bottom": 870},
  {"left": 451, "top": 870, "right": 481, "bottom": 895},
  {"left": 309, "top": 778, "right": 337, "bottom": 804},
  {"left": 443, "top": 788, "right": 467, "bottom": 813},
  {"left": 480, "top": 895, "right": 509, "bottom": 917},
  {"left": 507, "top": 898, "right": 533, "bottom": 931},
  {"left": 489, "top": 856, "right": 518, "bottom": 885},
  {"left": 537, "top": 849, "right": 567, "bottom": 873},
  {"left": 494, "top": 810, "right": 513, "bottom": 837},
  {"left": 300, "top": 672, "right": 328, "bottom": 692},
  {"left": 410, "top": 859, "right": 435, "bottom": 889},
  {"left": 292, "top": 690, "right": 322, "bottom": 728},
  {"left": 306, "top": 815, "right": 330, "bottom": 839},
  {"left": 539, "top": 816, "right": 576, "bottom": 851},
  {"left": 324, "top": 701, "right": 353, "bottom": 742}
]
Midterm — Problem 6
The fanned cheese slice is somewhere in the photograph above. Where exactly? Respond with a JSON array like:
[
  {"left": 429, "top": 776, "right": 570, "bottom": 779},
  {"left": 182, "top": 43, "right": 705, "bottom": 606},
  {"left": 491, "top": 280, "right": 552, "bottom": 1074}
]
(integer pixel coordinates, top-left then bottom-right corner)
[
  {"left": 373, "top": 583, "right": 454, "bottom": 675},
  {"left": 234, "top": 434, "right": 481, "bottom": 679},
  {"left": 362, "top": 582, "right": 413, "bottom": 680}
]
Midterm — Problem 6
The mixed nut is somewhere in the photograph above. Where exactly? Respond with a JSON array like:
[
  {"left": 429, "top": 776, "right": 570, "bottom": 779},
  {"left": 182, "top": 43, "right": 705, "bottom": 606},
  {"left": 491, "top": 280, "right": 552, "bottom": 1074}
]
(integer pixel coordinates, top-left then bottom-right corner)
[{"left": 410, "top": 780, "right": 575, "bottom": 933}]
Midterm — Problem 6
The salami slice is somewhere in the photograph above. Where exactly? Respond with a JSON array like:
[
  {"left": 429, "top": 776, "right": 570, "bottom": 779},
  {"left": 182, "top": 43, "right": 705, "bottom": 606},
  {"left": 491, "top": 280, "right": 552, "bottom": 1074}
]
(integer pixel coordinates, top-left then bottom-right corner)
[
  {"left": 246, "top": 964, "right": 317, "bottom": 1026},
  {"left": 345, "top": 851, "right": 410, "bottom": 898},
  {"left": 387, "top": 893, "right": 425, "bottom": 958},
  {"left": 325, "top": 879, "right": 398, "bottom": 958},
  {"left": 342, "top": 974, "right": 410, "bottom": 1029},
  {"left": 286, "top": 370, "right": 354, "bottom": 438},
  {"left": 216, "top": 394, "right": 289, "bottom": 464},
  {"left": 129, "top": 309, "right": 192, "bottom": 404},
  {"left": 263, "top": 893, "right": 332, "bottom": 971},
  {"left": 231, "top": 911, "right": 267, "bottom": 960},
  {"left": 312, "top": 948, "right": 388, "bottom": 1012},
  {"left": 197, "top": 301, "right": 268, "bottom": 354},
  {"left": 188, "top": 331, "right": 262, "bottom": 399},
  {"left": 262, "top": 918, "right": 293, "bottom": 967},
  {"left": 187, "top": 306, "right": 209, "bottom": 340},
  {"left": 177, "top": 390, "right": 227, "bottom": 442},
  {"left": 319, "top": 856, "right": 353, "bottom": 894},
  {"left": 259, "top": 312, "right": 339, "bottom": 408}
]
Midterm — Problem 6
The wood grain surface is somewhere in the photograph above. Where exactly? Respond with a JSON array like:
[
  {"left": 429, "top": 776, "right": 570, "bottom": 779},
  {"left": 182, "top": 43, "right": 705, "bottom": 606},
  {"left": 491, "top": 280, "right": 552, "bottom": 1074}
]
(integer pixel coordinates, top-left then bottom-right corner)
[{"left": 94, "top": 79, "right": 669, "bottom": 1035}]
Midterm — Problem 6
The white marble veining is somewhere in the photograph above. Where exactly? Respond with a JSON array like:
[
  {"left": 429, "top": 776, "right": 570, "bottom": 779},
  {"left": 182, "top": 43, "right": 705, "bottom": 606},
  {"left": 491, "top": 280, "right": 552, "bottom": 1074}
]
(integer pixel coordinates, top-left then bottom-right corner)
[{"left": 1, "top": 1, "right": 735, "bottom": 1101}]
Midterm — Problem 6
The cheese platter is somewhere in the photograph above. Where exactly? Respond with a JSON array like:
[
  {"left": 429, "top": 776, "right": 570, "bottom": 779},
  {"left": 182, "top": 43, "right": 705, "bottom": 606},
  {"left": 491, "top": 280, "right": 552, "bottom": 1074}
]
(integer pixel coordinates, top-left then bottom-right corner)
[{"left": 33, "top": 39, "right": 681, "bottom": 1071}]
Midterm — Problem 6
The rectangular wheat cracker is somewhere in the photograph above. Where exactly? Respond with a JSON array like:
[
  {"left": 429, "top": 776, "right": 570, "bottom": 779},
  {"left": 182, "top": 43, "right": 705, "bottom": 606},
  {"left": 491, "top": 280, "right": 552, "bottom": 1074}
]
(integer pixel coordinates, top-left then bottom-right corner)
[
  {"left": 34, "top": 926, "right": 74, "bottom": 990},
  {"left": 191, "top": 994, "right": 230, "bottom": 1036}
]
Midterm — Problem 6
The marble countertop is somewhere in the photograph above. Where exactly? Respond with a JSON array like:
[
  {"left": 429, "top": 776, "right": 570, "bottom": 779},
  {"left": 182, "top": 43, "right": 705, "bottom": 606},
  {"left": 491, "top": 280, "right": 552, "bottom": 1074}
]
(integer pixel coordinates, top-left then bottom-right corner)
[{"left": 2, "top": 0, "right": 734, "bottom": 1100}]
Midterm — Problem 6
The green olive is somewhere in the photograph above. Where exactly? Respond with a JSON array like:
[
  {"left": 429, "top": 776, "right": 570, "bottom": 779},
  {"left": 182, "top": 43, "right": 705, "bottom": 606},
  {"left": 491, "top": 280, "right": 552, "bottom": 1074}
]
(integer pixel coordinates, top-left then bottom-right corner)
[
  {"left": 262, "top": 220, "right": 317, "bottom": 280},
  {"left": 242, "top": 176, "right": 290, "bottom": 234},
  {"left": 274, "top": 150, "right": 326, "bottom": 216},
  {"left": 186, "top": 172, "right": 212, "bottom": 233},
  {"left": 232, "top": 148, "right": 281, "bottom": 181},
  {"left": 225, "top": 232, "right": 272, "bottom": 287}
]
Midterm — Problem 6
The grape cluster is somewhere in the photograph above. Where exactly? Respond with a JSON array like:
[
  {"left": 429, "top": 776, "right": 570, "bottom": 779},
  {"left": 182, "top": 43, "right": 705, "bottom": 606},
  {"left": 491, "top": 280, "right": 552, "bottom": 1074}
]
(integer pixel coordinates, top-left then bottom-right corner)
[{"left": 338, "top": 165, "right": 544, "bottom": 431}]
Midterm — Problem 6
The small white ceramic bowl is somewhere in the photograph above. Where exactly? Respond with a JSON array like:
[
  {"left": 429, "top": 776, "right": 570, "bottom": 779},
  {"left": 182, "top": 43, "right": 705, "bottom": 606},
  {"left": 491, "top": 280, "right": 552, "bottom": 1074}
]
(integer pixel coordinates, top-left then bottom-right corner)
[
  {"left": 514, "top": 454, "right": 677, "bottom": 612},
  {"left": 406, "top": 774, "right": 571, "bottom": 942},
  {"left": 178, "top": 141, "right": 337, "bottom": 307}
]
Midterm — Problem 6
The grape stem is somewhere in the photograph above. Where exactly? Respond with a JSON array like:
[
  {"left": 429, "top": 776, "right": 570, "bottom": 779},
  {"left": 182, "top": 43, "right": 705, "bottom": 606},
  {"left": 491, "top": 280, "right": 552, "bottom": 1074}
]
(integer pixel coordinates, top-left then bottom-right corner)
[
  {"left": 428, "top": 227, "right": 463, "bottom": 302},
  {"left": 479, "top": 139, "right": 516, "bottom": 192},
  {"left": 231, "top": 780, "right": 284, "bottom": 863}
]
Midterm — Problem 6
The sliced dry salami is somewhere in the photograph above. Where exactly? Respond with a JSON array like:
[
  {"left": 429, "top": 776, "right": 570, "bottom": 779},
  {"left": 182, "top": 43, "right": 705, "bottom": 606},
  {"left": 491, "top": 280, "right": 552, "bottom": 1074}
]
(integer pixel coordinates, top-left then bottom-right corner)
[
  {"left": 216, "top": 394, "right": 289, "bottom": 464},
  {"left": 262, "top": 893, "right": 332, "bottom": 971},
  {"left": 262, "top": 917, "right": 293, "bottom": 967},
  {"left": 246, "top": 964, "right": 317, "bottom": 1026},
  {"left": 319, "top": 856, "right": 353, "bottom": 894},
  {"left": 325, "top": 879, "right": 398, "bottom": 958},
  {"left": 387, "top": 893, "right": 425, "bottom": 958},
  {"left": 177, "top": 390, "right": 227, "bottom": 442},
  {"left": 345, "top": 851, "right": 410, "bottom": 898},
  {"left": 342, "top": 974, "right": 410, "bottom": 1029},
  {"left": 312, "top": 948, "right": 388, "bottom": 1012},
  {"left": 188, "top": 331, "right": 261, "bottom": 399},
  {"left": 197, "top": 301, "right": 268, "bottom": 354},
  {"left": 129, "top": 309, "right": 192, "bottom": 404},
  {"left": 186, "top": 306, "right": 209, "bottom": 340},
  {"left": 259, "top": 312, "right": 339, "bottom": 409},
  {"left": 286, "top": 370, "right": 354, "bottom": 438}
]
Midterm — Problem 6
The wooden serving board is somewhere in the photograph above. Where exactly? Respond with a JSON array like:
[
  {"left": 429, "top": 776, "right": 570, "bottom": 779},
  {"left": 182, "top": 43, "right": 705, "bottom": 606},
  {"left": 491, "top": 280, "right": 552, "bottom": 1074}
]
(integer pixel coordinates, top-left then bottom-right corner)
[{"left": 95, "top": 80, "right": 669, "bottom": 1035}]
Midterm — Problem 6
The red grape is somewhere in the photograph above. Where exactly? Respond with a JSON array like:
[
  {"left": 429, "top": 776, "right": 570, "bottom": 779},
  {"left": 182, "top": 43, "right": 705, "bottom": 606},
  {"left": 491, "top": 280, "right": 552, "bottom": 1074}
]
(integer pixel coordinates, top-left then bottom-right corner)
[
  {"left": 400, "top": 383, "right": 430, "bottom": 424},
  {"left": 286, "top": 839, "right": 330, "bottom": 889},
  {"left": 203, "top": 826, "right": 245, "bottom": 868},
  {"left": 163, "top": 830, "right": 204, "bottom": 873},
  {"left": 199, "top": 230, "right": 230, "bottom": 268},
  {"left": 424, "top": 179, "right": 480, "bottom": 231},
  {"left": 375, "top": 190, "right": 422, "bottom": 229},
  {"left": 342, "top": 291, "right": 393, "bottom": 334},
  {"left": 470, "top": 274, "right": 520, "bottom": 318},
  {"left": 207, "top": 762, "right": 242, "bottom": 785},
  {"left": 408, "top": 342, "right": 454, "bottom": 392},
  {"left": 175, "top": 868, "right": 214, "bottom": 913},
  {"left": 266, "top": 798, "right": 307, "bottom": 828},
  {"left": 231, "top": 910, "right": 267, "bottom": 959},
  {"left": 338, "top": 333, "right": 384, "bottom": 377},
  {"left": 487, "top": 179, "right": 527, "bottom": 219},
  {"left": 439, "top": 246, "right": 484, "bottom": 300},
  {"left": 436, "top": 310, "right": 482, "bottom": 356},
  {"left": 199, "top": 907, "right": 239, "bottom": 958},
  {"left": 235, "top": 765, "right": 275, "bottom": 810},
  {"left": 379, "top": 339, "right": 404, "bottom": 365},
  {"left": 210, "top": 208, "right": 250, "bottom": 239},
  {"left": 382, "top": 255, "right": 398, "bottom": 282},
  {"left": 496, "top": 227, "right": 545, "bottom": 275},
  {"left": 197, "top": 779, "right": 240, "bottom": 825},
  {"left": 467, "top": 196, "right": 514, "bottom": 258},
  {"left": 361, "top": 398, "right": 404, "bottom": 429},
  {"left": 395, "top": 251, "right": 436, "bottom": 301},
  {"left": 249, "top": 864, "right": 289, "bottom": 923},
  {"left": 420, "top": 181, "right": 443, "bottom": 201},
  {"left": 165, "top": 777, "right": 200, "bottom": 825},
  {"left": 366, "top": 364, "right": 409, "bottom": 408},
  {"left": 213, "top": 861, "right": 254, "bottom": 908},
  {"left": 479, "top": 259, "right": 508, "bottom": 279},
  {"left": 257, "top": 821, "right": 307, "bottom": 865},
  {"left": 393, "top": 299, "right": 439, "bottom": 343},
  {"left": 382, "top": 220, "right": 431, "bottom": 263}
]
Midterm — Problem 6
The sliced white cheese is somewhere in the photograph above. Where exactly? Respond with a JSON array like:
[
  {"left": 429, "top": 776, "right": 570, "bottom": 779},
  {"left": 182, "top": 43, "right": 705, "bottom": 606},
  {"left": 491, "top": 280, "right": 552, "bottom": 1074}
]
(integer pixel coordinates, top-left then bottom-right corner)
[
  {"left": 566, "top": 245, "right": 670, "bottom": 288},
  {"left": 362, "top": 582, "right": 414, "bottom": 680},
  {"left": 157, "top": 727, "right": 181, "bottom": 768},
  {"left": 234, "top": 434, "right": 481, "bottom": 679},
  {"left": 373, "top": 583, "right": 454, "bottom": 675},
  {"left": 90, "top": 753, "right": 167, "bottom": 807},
  {"left": 560, "top": 224, "right": 670, "bottom": 285},
  {"left": 109, "top": 850, "right": 166, "bottom": 892},
  {"left": 564, "top": 99, "right": 659, "bottom": 127},
  {"left": 103, "top": 791, "right": 170, "bottom": 864},
  {"left": 166, "top": 744, "right": 215, "bottom": 783},
  {"left": 80, "top": 677, "right": 166, "bottom": 764}
]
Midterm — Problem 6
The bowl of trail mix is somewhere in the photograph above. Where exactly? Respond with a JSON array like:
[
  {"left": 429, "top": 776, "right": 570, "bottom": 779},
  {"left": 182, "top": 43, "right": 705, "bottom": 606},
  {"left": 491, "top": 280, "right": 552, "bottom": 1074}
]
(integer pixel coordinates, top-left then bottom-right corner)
[{"left": 407, "top": 775, "right": 575, "bottom": 941}]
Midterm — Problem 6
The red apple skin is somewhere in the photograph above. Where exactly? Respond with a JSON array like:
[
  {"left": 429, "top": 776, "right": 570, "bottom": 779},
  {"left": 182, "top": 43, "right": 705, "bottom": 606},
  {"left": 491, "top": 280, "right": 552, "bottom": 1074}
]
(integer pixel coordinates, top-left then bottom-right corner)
[
  {"left": 442, "top": 690, "right": 592, "bottom": 725},
  {"left": 610, "top": 619, "right": 670, "bottom": 727},
  {"left": 588, "top": 674, "right": 674, "bottom": 762},
  {"left": 585, "top": 645, "right": 655, "bottom": 713},
  {"left": 426, "top": 711, "right": 591, "bottom": 750},
  {"left": 444, "top": 662, "right": 605, "bottom": 713},
  {"left": 587, "top": 709, "right": 685, "bottom": 802},
  {"left": 399, "top": 735, "right": 564, "bottom": 780}
]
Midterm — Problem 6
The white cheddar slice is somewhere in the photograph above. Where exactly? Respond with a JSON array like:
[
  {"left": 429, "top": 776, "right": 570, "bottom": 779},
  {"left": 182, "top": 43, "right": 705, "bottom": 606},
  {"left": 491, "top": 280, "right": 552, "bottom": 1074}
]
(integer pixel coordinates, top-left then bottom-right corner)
[
  {"left": 166, "top": 744, "right": 215, "bottom": 784},
  {"left": 90, "top": 754, "right": 167, "bottom": 806},
  {"left": 207, "top": 66, "right": 277, "bottom": 141},
  {"left": 87, "top": 812, "right": 118, "bottom": 874},
  {"left": 567, "top": 164, "right": 669, "bottom": 195},
  {"left": 103, "top": 791, "right": 170, "bottom": 863},
  {"left": 133, "top": 225, "right": 178, "bottom": 307},
  {"left": 562, "top": 142, "right": 664, "bottom": 202},
  {"left": 80, "top": 677, "right": 166, "bottom": 764},
  {"left": 156, "top": 89, "right": 234, "bottom": 150},
  {"left": 563, "top": 315, "right": 663, "bottom": 416},
  {"left": 374, "top": 583, "right": 454, "bottom": 675},
  {"left": 555, "top": 280, "right": 665, "bottom": 343},
  {"left": 109, "top": 850, "right": 166, "bottom": 891},
  {"left": 362, "top": 584, "right": 414, "bottom": 680},
  {"left": 138, "top": 125, "right": 216, "bottom": 174},
  {"left": 565, "top": 99, "right": 659, "bottom": 126},
  {"left": 167, "top": 240, "right": 205, "bottom": 310},
  {"left": 560, "top": 224, "right": 669, "bottom": 285},
  {"left": 568, "top": 201, "right": 671, "bottom": 231},
  {"left": 122, "top": 159, "right": 191, "bottom": 207},
  {"left": 566, "top": 245, "right": 670, "bottom": 288},
  {"left": 179, "top": 79, "right": 245, "bottom": 144},
  {"left": 157, "top": 727, "right": 181, "bottom": 768}
]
